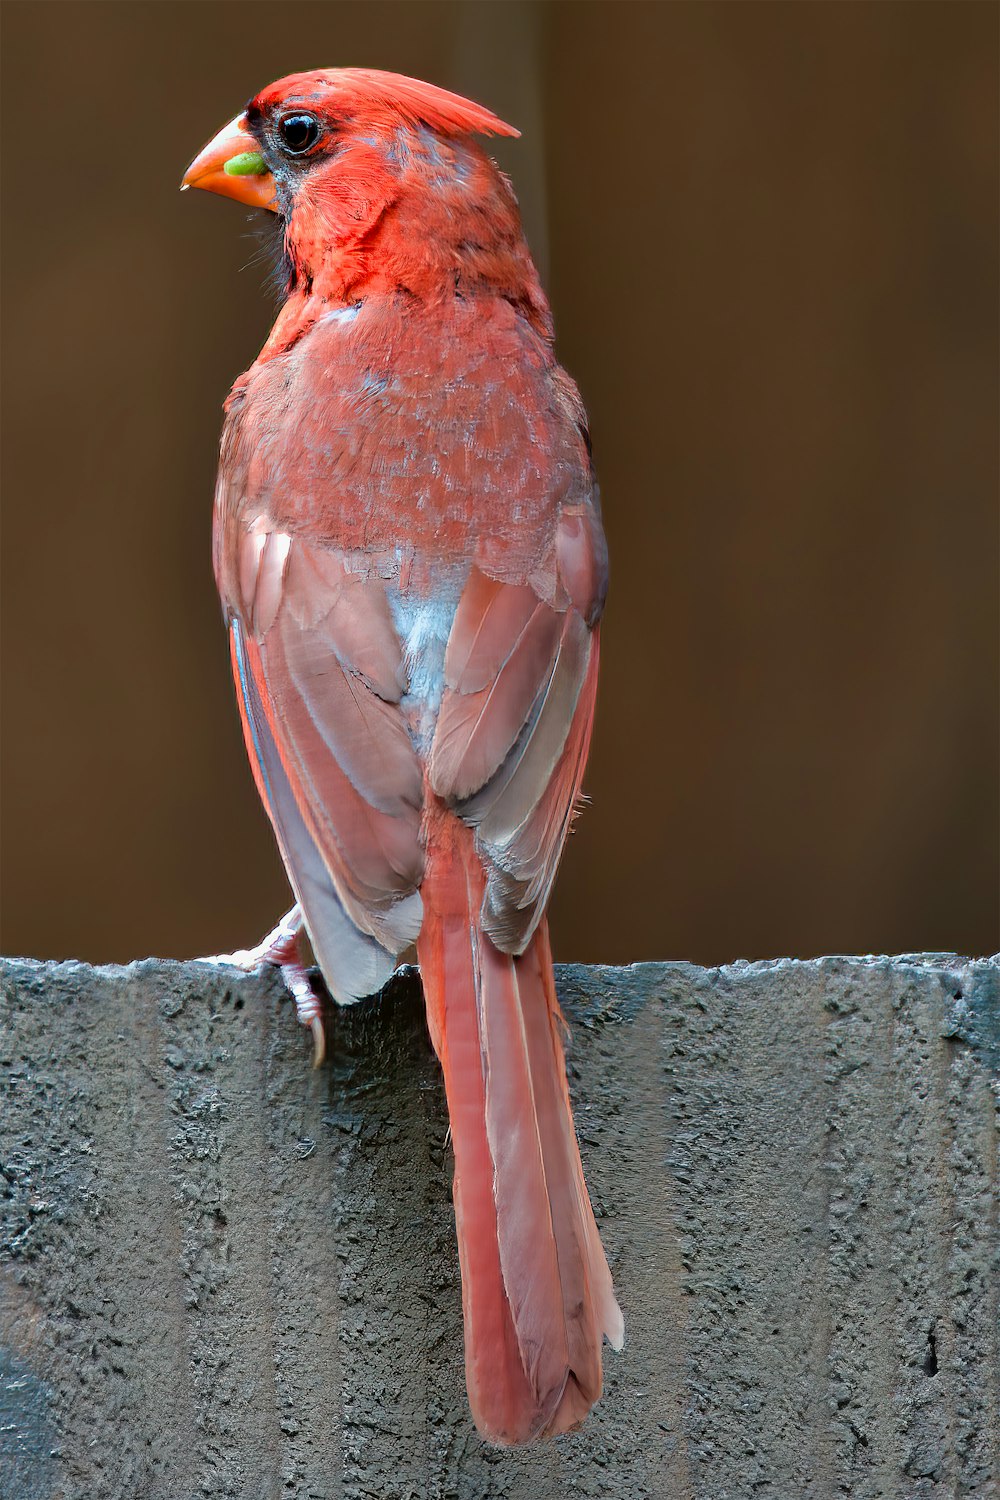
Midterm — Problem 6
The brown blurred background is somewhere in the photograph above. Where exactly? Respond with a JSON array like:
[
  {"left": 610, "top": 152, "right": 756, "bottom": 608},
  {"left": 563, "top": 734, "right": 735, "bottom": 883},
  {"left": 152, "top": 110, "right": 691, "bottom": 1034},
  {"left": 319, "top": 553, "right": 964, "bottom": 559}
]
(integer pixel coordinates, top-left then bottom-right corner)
[{"left": 2, "top": 1, "right": 997, "bottom": 967}]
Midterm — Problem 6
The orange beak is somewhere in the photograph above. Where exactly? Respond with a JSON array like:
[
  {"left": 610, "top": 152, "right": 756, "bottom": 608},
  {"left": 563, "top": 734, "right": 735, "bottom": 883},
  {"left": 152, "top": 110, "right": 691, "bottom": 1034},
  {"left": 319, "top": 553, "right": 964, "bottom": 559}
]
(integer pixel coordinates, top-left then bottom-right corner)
[{"left": 181, "top": 112, "right": 279, "bottom": 211}]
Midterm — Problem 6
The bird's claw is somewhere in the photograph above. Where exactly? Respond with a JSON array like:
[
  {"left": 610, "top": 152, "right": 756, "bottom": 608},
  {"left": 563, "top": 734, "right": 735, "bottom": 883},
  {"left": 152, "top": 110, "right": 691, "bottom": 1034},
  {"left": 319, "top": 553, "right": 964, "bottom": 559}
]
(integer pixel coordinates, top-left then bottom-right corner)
[
  {"left": 196, "top": 906, "right": 327, "bottom": 1066},
  {"left": 281, "top": 962, "right": 327, "bottom": 1068},
  {"left": 310, "top": 1014, "right": 326, "bottom": 1069}
]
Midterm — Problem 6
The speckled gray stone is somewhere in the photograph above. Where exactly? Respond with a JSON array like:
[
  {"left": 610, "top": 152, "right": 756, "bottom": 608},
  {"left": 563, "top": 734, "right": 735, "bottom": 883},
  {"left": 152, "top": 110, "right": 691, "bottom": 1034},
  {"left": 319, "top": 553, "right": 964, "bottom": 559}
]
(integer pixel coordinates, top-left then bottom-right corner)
[{"left": 1, "top": 955, "right": 997, "bottom": 1499}]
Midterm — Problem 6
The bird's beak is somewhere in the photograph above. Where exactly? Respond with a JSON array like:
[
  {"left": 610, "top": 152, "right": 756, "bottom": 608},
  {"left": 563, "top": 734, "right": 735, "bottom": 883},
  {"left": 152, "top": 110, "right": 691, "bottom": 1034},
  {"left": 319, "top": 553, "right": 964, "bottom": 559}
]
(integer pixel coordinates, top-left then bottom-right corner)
[{"left": 181, "top": 112, "right": 278, "bottom": 211}]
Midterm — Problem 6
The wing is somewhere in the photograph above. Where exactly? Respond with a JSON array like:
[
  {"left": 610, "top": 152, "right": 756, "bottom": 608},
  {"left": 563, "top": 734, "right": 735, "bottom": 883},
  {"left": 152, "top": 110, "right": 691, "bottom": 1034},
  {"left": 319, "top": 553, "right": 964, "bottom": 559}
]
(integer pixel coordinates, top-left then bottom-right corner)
[
  {"left": 429, "top": 499, "right": 608, "bottom": 953},
  {"left": 229, "top": 524, "right": 425, "bottom": 1001}
]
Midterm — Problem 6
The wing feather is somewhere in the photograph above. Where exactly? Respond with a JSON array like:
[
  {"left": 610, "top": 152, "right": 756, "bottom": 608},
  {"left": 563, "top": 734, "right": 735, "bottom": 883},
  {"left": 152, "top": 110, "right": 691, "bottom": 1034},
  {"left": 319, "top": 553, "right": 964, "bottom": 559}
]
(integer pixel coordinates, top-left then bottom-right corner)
[
  {"left": 432, "top": 580, "right": 563, "bottom": 800},
  {"left": 230, "top": 619, "right": 402, "bottom": 1000},
  {"left": 429, "top": 502, "right": 606, "bottom": 953},
  {"left": 231, "top": 531, "right": 425, "bottom": 986}
]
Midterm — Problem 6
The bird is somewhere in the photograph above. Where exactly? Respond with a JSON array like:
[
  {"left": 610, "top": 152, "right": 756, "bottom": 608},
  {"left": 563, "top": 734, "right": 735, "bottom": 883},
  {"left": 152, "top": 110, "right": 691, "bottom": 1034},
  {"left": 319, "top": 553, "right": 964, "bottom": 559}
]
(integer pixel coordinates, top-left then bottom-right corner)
[{"left": 182, "top": 67, "right": 623, "bottom": 1445}]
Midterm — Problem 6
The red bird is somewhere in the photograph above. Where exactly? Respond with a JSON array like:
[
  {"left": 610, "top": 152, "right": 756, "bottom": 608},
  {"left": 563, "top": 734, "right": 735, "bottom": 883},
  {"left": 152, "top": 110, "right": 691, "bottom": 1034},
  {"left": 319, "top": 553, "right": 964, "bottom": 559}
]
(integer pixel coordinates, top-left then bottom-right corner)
[{"left": 183, "top": 68, "right": 623, "bottom": 1444}]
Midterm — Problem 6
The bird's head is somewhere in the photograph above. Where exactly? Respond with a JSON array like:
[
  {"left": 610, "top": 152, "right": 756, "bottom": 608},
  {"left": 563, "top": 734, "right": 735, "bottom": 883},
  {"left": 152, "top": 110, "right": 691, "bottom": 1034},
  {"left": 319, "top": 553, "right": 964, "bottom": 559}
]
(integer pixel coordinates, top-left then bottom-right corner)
[{"left": 182, "top": 68, "right": 543, "bottom": 317}]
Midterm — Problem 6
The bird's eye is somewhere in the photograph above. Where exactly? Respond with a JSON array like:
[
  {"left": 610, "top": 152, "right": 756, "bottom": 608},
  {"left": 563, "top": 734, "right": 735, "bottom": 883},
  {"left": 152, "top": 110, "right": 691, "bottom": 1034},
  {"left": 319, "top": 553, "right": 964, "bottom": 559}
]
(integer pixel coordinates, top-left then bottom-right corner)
[{"left": 276, "top": 113, "right": 321, "bottom": 156}]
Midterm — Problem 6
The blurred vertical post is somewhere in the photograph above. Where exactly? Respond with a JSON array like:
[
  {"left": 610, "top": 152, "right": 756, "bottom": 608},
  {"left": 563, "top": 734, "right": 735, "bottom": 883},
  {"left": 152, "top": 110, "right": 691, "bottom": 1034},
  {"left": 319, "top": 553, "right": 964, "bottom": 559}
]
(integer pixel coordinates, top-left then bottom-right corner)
[{"left": 452, "top": 0, "right": 549, "bottom": 285}]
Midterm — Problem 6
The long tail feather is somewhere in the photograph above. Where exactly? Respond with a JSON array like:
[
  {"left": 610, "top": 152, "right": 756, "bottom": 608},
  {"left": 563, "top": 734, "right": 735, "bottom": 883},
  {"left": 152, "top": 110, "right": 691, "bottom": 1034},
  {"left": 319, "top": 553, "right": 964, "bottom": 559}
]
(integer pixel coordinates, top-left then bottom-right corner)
[{"left": 417, "top": 810, "right": 622, "bottom": 1445}]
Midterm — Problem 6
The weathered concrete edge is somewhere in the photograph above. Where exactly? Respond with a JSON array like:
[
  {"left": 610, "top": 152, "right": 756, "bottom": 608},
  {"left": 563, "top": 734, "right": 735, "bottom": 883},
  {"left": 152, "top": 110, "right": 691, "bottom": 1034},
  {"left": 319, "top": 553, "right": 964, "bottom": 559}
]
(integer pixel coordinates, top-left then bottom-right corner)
[
  {"left": 3, "top": 952, "right": 998, "bottom": 1075},
  {"left": 1, "top": 950, "right": 998, "bottom": 1498}
]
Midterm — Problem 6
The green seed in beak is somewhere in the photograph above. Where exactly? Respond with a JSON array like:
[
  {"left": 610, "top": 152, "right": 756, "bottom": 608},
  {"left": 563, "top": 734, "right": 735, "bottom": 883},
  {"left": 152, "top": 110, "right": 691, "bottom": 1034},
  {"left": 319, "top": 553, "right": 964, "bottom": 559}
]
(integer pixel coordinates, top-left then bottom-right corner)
[{"left": 224, "top": 151, "right": 267, "bottom": 177}]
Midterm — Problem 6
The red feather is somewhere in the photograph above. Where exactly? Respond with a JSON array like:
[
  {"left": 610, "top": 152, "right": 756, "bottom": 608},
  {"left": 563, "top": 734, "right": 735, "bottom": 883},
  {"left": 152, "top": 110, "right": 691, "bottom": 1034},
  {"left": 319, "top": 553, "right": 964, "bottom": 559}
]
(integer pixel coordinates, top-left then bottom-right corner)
[{"left": 203, "top": 67, "right": 621, "bottom": 1443}]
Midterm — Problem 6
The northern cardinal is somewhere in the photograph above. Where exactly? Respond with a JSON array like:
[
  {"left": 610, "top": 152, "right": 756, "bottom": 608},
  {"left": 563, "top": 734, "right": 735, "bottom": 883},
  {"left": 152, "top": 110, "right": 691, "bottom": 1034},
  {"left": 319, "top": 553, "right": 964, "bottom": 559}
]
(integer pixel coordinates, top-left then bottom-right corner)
[{"left": 183, "top": 68, "right": 622, "bottom": 1444}]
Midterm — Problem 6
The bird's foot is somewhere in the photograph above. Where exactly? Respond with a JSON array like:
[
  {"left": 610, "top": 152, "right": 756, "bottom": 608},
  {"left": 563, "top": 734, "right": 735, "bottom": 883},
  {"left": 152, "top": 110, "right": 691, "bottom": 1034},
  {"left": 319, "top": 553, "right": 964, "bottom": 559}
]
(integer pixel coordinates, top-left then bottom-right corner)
[{"left": 196, "top": 905, "right": 327, "bottom": 1067}]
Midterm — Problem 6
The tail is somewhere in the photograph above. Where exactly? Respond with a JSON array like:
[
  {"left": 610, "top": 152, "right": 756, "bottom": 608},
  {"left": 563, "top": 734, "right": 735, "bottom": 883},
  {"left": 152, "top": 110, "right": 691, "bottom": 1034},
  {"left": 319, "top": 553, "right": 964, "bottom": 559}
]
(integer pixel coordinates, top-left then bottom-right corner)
[{"left": 416, "top": 812, "right": 624, "bottom": 1445}]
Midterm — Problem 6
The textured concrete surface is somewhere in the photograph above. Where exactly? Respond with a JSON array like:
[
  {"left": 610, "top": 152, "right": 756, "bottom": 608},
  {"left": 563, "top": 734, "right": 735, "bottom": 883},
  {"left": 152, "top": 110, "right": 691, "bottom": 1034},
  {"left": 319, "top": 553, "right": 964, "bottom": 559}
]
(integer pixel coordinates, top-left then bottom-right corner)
[{"left": 0, "top": 954, "right": 997, "bottom": 1500}]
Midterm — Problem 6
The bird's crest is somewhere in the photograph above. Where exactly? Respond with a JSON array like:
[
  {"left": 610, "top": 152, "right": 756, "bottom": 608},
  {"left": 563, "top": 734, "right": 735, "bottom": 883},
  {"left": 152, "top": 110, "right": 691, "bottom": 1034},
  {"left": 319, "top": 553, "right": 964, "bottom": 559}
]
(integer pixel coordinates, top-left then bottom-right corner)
[{"left": 249, "top": 68, "right": 519, "bottom": 141}]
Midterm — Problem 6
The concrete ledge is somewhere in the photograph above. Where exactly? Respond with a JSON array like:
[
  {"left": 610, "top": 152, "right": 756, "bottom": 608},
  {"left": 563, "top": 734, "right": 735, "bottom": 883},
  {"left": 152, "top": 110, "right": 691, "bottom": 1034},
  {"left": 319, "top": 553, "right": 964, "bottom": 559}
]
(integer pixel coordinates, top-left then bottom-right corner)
[{"left": 1, "top": 955, "right": 997, "bottom": 1499}]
